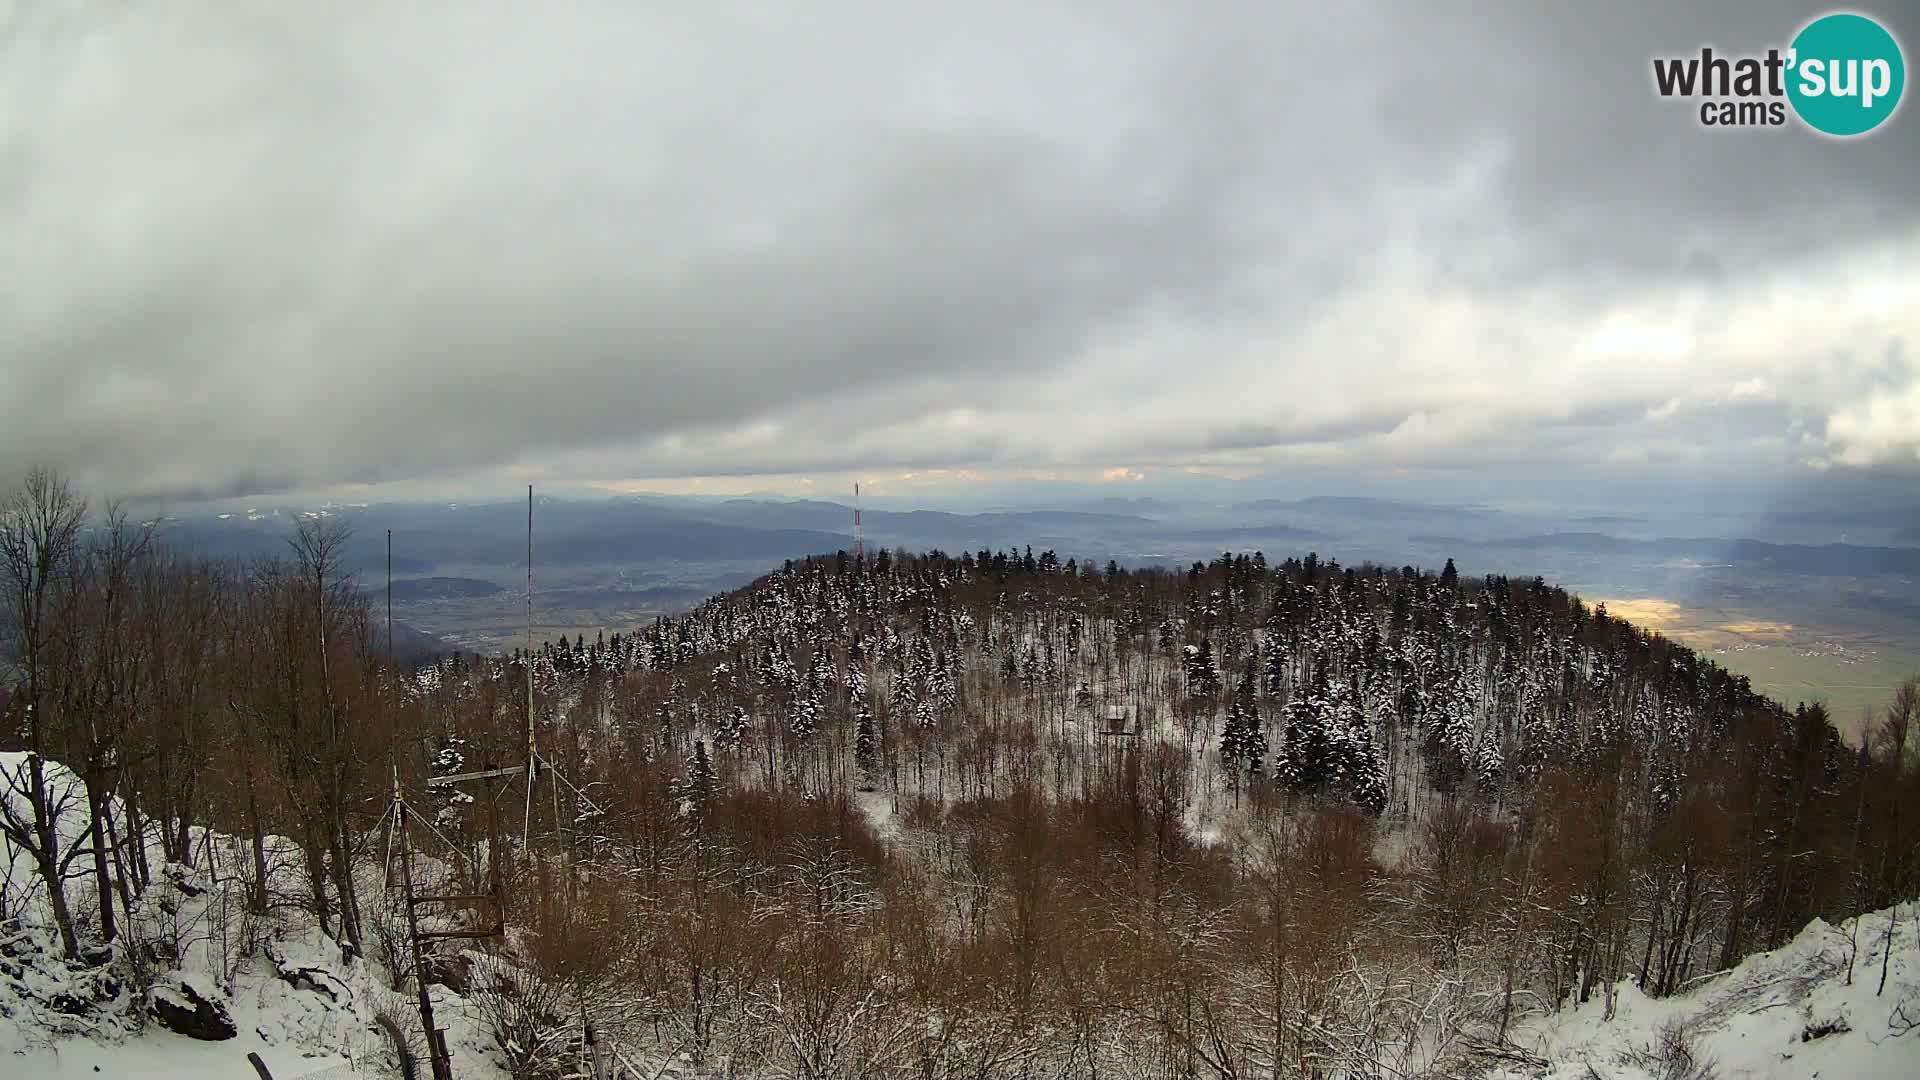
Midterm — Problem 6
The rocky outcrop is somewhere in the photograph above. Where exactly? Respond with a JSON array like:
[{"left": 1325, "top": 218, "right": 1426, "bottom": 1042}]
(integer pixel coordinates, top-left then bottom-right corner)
[{"left": 147, "top": 978, "right": 236, "bottom": 1041}]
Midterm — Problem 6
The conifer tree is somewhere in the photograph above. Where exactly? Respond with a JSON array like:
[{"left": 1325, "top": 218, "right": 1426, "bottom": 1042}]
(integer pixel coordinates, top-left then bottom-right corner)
[
  {"left": 1221, "top": 668, "right": 1266, "bottom": 799},
  {"left": 677, "top": 739, "right": 717, "bottom": 825},
  {"left": 854, "top": 701, "right": 879, "bottom": 790},
  {"left": 1277, "top": 662, "right": 1338, "bottom": 794},
  {"left": 1184, "top": 639, "right": 1220, "bottom": 698}
]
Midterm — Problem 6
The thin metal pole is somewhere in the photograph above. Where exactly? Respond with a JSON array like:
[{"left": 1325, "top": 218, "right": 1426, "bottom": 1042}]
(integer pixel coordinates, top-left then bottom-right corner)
[
  {"left": 387, "top": 529, "right": 393, "bottom": 660},
  {"left": 395, "top": 778, "right": 453, "bottom": 1080},
  {"left": 553, "top": 743, "right": 566, "bottom": 892},
  {"left": 524, "top": 485, "right": 536, "bottom": 847}
]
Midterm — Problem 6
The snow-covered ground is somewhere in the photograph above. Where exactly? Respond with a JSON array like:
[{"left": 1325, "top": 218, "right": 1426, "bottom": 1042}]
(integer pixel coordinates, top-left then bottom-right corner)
[
  {"left": 2, "top": 751, "right": 503, "bottom": 1079},
  {"left": 1494, "top": 903, "right": 1920, "bottom": 1080}
]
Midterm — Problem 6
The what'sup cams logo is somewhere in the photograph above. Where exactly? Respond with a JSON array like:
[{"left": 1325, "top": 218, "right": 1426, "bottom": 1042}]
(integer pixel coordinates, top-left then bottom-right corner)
[{"left": 1653, "top": 11, "right": 1905, "bottom": 136}]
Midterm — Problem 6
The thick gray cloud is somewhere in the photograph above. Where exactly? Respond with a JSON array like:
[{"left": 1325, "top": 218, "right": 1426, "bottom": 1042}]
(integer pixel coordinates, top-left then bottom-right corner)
[{"left": 2, "top": 1, "right": 1916, "bottom": 501}]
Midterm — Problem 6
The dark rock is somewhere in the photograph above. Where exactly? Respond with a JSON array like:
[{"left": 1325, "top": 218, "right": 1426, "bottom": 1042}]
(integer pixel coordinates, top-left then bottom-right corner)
[
  {"left": 265, "top": 941, "right": 351, "bottom": 1007},
  {"left": 280, "top": 966, "right": 347, "bottom": 1005},
  {"left": 166, "top": 867, "right": 207, "bottom": 898},
  {"left": 420, "top": 951, "right": 473, "bottom": 994},
  {"left": 148, "top": 980, "right": 237, "bottom": 1041},
  {"left": 49, "top": 991, "right": 95, "bottom": 1016},
  {"left": 1802, "top": 1015, "right": 1851, "bottom": 1041}
]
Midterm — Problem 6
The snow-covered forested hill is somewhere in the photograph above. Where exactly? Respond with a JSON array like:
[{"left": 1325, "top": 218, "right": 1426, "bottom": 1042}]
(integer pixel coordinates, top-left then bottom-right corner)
[{"left": 4, "top": 509, "right": 1918, "bottom": 1076}]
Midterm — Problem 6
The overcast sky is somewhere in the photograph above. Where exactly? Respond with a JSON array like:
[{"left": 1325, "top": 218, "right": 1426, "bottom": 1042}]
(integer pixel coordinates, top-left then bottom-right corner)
[{"left": 3, "top": 2, "right": 1916, "bottom": 507}]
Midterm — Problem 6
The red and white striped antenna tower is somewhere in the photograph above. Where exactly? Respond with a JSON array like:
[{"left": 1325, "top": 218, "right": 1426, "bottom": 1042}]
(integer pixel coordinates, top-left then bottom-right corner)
[{"left": 852, "top": 481, "right": 865, "bottom": 563}]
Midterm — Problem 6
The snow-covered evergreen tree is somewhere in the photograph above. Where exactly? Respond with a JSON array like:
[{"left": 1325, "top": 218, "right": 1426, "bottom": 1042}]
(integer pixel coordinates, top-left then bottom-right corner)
[
  {"left": 1184, "top": 639, "right": 1221, "bottom": 698},
  {"left": 1221, "top": 675, "right": 1259, "bottom": 781},
  {"left": 1277, "top": 663, "right": 1338, "bottom": 794}
]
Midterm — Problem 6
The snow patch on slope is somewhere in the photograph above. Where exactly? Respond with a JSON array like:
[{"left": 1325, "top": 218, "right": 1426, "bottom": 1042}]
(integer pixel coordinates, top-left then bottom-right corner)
[{"left": 1495, "top": 902, "right": 1920, "bottom": 1080}]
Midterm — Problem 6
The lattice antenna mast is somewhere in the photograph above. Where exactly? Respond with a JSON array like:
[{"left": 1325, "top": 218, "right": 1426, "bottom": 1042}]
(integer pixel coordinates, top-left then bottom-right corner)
[
  {"left": 853, "top": 481, "right": 865, "bottom": 564},
  {"left": 515, "top": 486, "right": 593, "bottom": 863}
]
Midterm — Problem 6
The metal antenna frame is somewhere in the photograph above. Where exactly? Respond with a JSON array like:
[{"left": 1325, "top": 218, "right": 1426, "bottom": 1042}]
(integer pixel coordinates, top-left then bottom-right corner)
[
  {"left": 853, "top": 481, "right": 864, "bottom": 564},
  {"left": 387, "top": 766, "right": 498, "bottom": 1080},
  {"left": 383, "top": 486, "right": 609, "bottom": 1078}
]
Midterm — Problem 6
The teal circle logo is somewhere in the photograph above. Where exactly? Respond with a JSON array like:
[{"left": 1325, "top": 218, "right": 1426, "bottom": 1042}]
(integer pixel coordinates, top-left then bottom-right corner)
[{"left": 1787, "top": 13, "right": 1905, "bottom": 136}]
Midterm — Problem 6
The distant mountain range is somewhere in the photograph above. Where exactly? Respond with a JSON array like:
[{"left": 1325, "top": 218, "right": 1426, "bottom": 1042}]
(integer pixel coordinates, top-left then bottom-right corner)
[
  {"left": 154, "top": 503, "right": 853, "bottom": 576},
  {"left": 1158, "top": 523, "right": 1332, "bottom": 543},
  {"left": 148, "top": 496, "right": 1920, "bottom": 589},
  {"left": 1409, "top": 532, "right": 1920, "bottom": 577},
  {"left": 1231, "top": 495, "right": 1501, "bottom": 520}
]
